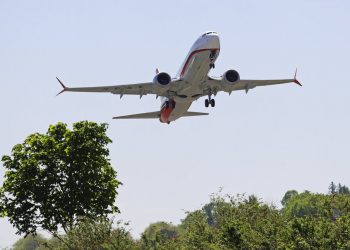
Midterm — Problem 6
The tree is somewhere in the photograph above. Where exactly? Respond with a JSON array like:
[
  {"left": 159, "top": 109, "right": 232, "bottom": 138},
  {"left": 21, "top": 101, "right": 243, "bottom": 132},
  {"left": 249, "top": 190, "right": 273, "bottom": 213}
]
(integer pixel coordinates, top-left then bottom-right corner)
[
  {"left": 337, "top": 183, "right": 350, "bottom": 195},
  {"left": 329, "top": 181, "right": 337, "bottom": 194},
  {"left": 179, "top": 194, "right": 284, "bottom": 250},
  {"left": 0, "top": 121, "right": 121, "bottom": 239},
  {"left": 279, "top": 191, "right": 350, "bottom": 249},
  {"left": 281, "top": 190, "right": 298, "bottom": 206},
  {"left": 54, "top": 217, "right": 136, "bottom": 250},
  {"left": 12, "top": 234, "right": 48, "bottom": 250},
  {"left": 140, "top": 222, "right": 181, "bottom": 249},
  {"left": 282, "top": 191, "right": 350, "bottom": 220}
]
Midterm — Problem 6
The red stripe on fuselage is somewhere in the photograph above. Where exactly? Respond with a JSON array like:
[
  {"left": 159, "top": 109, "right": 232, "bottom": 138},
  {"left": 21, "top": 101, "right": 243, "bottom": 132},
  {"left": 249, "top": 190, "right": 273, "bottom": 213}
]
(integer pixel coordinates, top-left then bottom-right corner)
[{"left": 180, "top": 48, "right": 219, "bottom": 77}]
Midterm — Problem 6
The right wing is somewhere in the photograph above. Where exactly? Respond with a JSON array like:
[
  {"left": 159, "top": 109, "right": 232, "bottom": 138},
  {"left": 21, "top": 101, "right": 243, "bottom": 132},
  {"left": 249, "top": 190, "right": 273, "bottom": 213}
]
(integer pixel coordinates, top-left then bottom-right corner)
[{"left": 56, "top": 77, "right": 182, "bottom": 98}]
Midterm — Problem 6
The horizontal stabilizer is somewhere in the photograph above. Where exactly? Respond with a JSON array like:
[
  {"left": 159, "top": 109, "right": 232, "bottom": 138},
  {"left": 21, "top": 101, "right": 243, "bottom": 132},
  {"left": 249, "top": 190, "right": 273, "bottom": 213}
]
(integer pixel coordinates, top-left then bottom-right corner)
[
  {"left": 113, "top": 111, "right": 208, "bottom": 120},
  {"left": 113, "top": 111, "right": 160, "bottom": 119},
  {"left": 183, "top": 111, "right": 209, "bottom": 117}
]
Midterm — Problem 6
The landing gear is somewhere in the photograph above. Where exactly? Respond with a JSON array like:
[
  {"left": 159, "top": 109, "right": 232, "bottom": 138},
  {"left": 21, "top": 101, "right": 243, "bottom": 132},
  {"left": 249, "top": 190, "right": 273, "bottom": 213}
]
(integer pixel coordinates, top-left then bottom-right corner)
[
  {"left": 210, "top": 99, "right": 215, "bottom": 107},
  {"left": 205, "top": 99, "right": 209, "bottom": 107},
  {"left": 205, "top": 93, "right": 215, "bottom": 108},
  {"left": 209, "top": 50, "right": 216, "bottom": 69}
]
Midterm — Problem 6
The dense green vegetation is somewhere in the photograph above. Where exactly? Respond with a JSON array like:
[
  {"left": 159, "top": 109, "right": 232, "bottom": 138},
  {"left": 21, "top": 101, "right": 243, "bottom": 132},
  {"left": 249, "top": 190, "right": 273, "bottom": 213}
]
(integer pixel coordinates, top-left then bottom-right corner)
[
  {"left": 9, "top": 186, "right": 350, "bottom": 250},
  {"left": 2, "top": 122, "right": 350, "bottom": 249}
]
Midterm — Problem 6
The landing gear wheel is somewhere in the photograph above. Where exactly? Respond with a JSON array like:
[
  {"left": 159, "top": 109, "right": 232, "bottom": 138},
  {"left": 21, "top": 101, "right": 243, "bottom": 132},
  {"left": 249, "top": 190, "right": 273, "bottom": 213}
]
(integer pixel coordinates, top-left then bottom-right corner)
[
  {"left": 205, "top": 99, "right": 209, "bottom": 108},
  {"left": 210, "top": 99, "right": 215, "bottom": 107},
  {"left": 210, "top": 63, "right": 215, "bottom": 69}
]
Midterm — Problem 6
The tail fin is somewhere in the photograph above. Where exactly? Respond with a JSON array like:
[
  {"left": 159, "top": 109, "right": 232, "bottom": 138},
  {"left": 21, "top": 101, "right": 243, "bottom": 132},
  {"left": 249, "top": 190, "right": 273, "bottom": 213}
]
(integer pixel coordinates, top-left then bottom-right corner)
[{"left": 293, "top": 68, "right": 302, "bottom": 86}]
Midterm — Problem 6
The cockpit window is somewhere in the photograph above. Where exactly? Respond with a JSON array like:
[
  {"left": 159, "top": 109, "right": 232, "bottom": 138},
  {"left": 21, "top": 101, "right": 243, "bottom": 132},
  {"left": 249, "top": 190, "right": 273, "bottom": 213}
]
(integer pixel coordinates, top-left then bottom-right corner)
[{"left": 202, "top": 31, "right": 217, "bottom": 37}]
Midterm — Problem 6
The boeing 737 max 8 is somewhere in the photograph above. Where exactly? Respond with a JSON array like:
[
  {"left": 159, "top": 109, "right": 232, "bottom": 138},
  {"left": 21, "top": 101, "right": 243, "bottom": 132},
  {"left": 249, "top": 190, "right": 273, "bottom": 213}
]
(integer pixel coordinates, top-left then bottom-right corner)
[{"left": 57, "top": 31, "right": 301, "bottom": 124}]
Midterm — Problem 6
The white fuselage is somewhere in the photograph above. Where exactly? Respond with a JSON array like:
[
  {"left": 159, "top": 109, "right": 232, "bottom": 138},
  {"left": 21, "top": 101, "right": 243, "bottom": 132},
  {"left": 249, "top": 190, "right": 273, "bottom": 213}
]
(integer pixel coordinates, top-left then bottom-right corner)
[{"left": 159, "top": 32, "right": 220, "bottom": 123}]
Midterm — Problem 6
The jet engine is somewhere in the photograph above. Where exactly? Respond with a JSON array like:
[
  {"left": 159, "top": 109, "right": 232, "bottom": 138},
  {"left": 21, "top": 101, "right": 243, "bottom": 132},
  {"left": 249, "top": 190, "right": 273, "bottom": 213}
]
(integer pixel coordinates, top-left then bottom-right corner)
[
  {"left": 153, "top": 72, "right": 171, "bottom": 87},
  {"left": 223, "top": 69, "right": 240, "bottom": 84}
]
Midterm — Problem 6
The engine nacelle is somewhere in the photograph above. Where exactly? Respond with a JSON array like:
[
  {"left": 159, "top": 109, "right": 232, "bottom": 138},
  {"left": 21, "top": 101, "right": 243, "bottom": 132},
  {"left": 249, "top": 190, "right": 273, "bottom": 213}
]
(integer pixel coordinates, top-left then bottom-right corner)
[
  {"left": 223, "top": 69, "right": 240, "bottom": 84},
  {"left": 153, "top": 72, "right": 171, "bottom": 87}
]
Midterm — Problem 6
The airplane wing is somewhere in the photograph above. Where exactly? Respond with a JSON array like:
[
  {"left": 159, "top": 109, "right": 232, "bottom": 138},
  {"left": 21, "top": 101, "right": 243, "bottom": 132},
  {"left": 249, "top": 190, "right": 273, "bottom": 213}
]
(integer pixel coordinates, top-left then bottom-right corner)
[
  {"left": 205, "top": 70, "right": 301, "bottom": 95},
  {"left": 56, "top": 77, "right": 181, "bottom": 98}
]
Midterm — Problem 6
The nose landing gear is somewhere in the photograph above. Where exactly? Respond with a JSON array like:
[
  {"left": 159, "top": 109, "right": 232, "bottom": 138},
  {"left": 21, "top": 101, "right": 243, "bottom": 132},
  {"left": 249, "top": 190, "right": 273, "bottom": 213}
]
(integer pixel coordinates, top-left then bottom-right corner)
[{"left": 209, "top": 50, "right": 216, "bottom": 69}]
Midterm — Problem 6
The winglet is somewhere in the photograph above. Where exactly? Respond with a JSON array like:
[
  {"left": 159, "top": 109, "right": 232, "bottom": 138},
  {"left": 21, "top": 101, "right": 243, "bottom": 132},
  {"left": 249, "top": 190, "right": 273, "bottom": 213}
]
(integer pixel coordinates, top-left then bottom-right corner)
[
  {"left": 293, "top": 68, "right": 302, "bottom": 86},
  {"left": 56, "top": 77, "right": 68, "bottom": 96}
]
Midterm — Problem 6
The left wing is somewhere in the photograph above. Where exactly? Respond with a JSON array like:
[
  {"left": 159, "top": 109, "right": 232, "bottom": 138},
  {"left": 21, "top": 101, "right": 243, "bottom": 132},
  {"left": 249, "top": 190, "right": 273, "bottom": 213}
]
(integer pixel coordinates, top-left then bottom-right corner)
[
  {"left": 205, "top": 71, "right": 301, "bottom": 95},
  {"left": 56, "top": 77, "right": 182, "bottom": 98}
]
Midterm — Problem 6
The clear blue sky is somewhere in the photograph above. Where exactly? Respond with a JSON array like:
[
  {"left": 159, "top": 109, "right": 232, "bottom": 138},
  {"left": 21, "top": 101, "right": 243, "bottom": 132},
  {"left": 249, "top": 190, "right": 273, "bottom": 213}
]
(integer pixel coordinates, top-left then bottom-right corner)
[{"left": 1, "top": 0, "right": 350, "bottom": 247}]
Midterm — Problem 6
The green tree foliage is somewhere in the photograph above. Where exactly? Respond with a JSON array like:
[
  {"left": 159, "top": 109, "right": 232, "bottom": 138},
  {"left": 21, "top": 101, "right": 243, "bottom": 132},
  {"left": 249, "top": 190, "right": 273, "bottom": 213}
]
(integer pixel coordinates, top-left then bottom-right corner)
[
  {"left": 338, "top": 183, "right": 350, "bottom": 194},
  {"left": 140, "top": 222, "right": 180, "bottom": 250},
  {"left": 0, "top": 121, "right": 121, "bottom": 238},
  {"left": 329, "top": 181, "right": 350, "bottom": 195},
  {"left": 329, "top": 181, "right": 337, "bottom": 194},
  {"left": 282, "top": 191, "right": 350, "bottom": 219},
  {"left": 53, "top": 218, "right": 136, "bottom": 250},
  {"left": 12, "top": 219, "right": 137, "bottom": 250},
  {"left": 12, "top": 234, "right": 48, "bottom": 250},
  {"left": 281, "top": 190, "right": 298, "bottom": 206},
  {"left": 10, "top": 188, "right": 350, "bottom": 249},
  {"left": 180, "top": 209, "right": 223, "bottom": 249},
  {"left": 278, "top": 215, "right": 350, "bottom": 249},
  {"left": 139, "top": 191, "right": 350, "bottom": 250},
  {"left": 179, "top": 194, "right": 284, "bottom": 250}
]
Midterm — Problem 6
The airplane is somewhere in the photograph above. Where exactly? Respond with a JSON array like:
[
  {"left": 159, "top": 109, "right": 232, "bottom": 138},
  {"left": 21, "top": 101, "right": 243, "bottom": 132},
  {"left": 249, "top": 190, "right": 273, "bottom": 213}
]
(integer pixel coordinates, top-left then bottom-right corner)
[{"left": 57, "top": 31, "right": 301, "bottom": 124}]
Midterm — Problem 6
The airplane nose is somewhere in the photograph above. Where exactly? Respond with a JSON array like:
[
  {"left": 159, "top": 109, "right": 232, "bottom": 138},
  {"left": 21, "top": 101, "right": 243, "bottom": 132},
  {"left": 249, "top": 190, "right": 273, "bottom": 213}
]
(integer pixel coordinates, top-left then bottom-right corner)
[{"left": 207, "top": 34, "right": 220, "bottom": 49}]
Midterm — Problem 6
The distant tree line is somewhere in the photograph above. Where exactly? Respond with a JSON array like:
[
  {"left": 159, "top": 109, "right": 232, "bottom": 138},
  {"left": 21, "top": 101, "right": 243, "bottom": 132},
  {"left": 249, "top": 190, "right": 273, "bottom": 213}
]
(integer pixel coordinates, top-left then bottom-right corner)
[
  {"left": 329, "top": 181, "right": 350, "bottom": 195},
  {"left": 9, "top": 183, "right": 350, "bottom": 250}
]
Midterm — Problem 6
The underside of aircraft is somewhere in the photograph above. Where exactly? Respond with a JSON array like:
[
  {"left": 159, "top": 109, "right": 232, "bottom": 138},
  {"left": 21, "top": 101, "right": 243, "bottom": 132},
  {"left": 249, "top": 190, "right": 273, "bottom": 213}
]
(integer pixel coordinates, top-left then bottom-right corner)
[{"left": 57, "top": 31, "right": 301, "bottom": 124}]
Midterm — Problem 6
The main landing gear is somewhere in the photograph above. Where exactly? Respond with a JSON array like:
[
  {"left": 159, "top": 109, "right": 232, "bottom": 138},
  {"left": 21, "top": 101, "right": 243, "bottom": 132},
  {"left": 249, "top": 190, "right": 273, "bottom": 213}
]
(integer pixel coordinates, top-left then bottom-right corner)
[{"left": 205, "top": 95, "right": 215, "bottom": 108}]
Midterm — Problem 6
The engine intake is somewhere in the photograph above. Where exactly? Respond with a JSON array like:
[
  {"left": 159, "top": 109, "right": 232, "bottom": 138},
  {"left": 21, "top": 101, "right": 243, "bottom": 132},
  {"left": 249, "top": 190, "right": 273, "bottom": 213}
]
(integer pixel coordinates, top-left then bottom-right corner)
[
  {"left": 153, "top": 72, "right": 171, "bottom": 87},
  {"left": 223, "top": 70, "right": 240, "bottom": 84}
]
